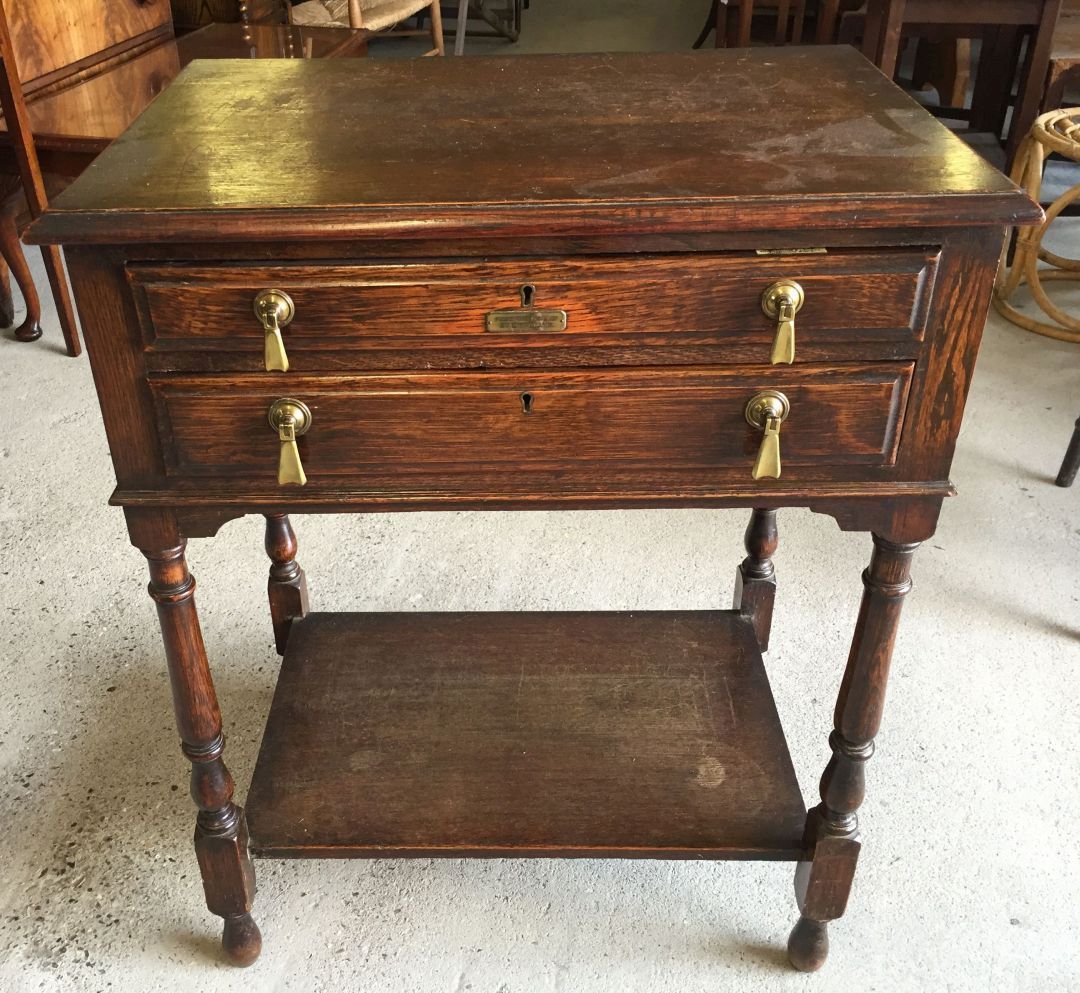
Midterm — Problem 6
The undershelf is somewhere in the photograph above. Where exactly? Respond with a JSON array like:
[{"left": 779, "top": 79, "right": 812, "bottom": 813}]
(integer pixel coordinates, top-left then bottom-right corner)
[{"left": 246, "top": 611, "right": 807, "bottom": 860}]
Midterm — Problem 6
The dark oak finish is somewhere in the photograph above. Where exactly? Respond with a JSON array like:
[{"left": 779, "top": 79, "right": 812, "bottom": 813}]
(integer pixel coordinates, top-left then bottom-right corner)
[
  {"left": 29, "top": 50, "right": 1039, "bottom": 245},
  {"left": 136, "top": 527, "right": 260, "bottom": 968},
  {"left": 150, "top": 365, "right": 914, "bottom": 481},
  {"left": 264, "top": 513, "right": 308, "bottom": 654},
  {"left": 29, "top": 50, "right": 1035, "bottom": 970},
  {"left": 128, "top": 250, "right": 936, "bottom": 367},
  {"left": 247, "top": 611, "right": 807, "bottom": 858},
  {"left": 734, "top": 508, "right": 778, "bottom": 650},
  {"left": 789, "top": 535, "right": 918, "bottom": 971}
]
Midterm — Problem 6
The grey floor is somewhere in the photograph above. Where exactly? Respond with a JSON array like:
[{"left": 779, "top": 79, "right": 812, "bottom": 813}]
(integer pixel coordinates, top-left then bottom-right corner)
[{"left": 1, "top": 2, "right": 1079, "bottom": 991}]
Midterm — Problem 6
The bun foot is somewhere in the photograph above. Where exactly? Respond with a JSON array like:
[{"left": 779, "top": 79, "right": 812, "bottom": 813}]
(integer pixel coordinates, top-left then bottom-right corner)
[
  {"left": 222, "top": 913, "right": 262, "bottom": 967},
  {"left": 14, "top": 319, "right": 42, "bottom": 342},
  {"left": 787, "top": 916, "right": 829, "bottom": 972}
]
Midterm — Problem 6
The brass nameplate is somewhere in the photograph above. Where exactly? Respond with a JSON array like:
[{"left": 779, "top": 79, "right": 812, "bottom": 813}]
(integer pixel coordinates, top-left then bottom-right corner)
[
  {"left": 485, "top": 308, "right": 568, "bottom": 333},
  {"left": 755, "top": 247, "right": 827, "bottom": 256}
]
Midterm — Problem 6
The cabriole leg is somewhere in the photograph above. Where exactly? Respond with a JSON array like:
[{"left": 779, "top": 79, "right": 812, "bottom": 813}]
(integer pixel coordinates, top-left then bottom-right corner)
[
  {"left": 142, "top": 540, "right": 260, "bottom": 967},
  {"left": 788, "top": 534, "right": 919, "bottom": 972},
  {"left": 733, "top": 507, "right": 778, "bottom": 650},
  {"left": 0, "top": 205, "right": 42, "bottom": 342},
  {"left": 264, "top": 513, "right": 308, "bottom": 655}
]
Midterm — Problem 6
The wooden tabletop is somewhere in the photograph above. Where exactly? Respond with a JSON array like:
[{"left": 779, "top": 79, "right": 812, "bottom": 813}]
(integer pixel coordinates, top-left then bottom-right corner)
[{"left": 30, "top": 46, "right": 1039, "bottom": 245}]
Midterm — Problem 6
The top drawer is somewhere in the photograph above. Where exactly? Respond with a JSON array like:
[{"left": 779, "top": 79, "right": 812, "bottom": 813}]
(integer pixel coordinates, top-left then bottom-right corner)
[{"left": 129, "top": 249, "right": 937, "bottom": 372}]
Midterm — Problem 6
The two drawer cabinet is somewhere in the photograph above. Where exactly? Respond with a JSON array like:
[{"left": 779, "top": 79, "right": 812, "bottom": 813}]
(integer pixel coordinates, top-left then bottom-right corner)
[
  {"left": 137, "top": 246, "right": 929, "bottom": 496},
  {"left": 30, "top": 48, "right": 1038, "bottom": 974}
]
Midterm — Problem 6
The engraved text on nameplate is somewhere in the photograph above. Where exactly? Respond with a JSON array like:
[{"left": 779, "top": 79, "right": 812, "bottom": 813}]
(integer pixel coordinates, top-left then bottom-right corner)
[{"left": 485, "top": 309, "right": 569, "bottom": 333}]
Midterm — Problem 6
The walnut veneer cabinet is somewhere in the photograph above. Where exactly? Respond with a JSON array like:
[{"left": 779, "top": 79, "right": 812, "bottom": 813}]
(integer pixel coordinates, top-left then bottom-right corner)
[{"left": 30, "top": 48, "right": 1038, "bottom": 972}]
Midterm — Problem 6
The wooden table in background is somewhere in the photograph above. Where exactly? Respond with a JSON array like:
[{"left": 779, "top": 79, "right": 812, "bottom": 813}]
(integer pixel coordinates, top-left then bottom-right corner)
[{"left": 28, "top": 48, "right": 1038, "bottom": 975}]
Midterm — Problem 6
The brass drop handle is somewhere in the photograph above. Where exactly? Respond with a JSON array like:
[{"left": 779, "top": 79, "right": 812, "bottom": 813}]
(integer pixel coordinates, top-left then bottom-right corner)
[
  {"left": 761, "top": 280, "right": 804, "bottom": 365},
  {"left": 254, "top": 289, "right": 295, "bottom": 373},
  {"left": 744, "top": 390, "right": 791, "bottom": 480},
  {"left": 268, "top": 398, "right": 312, "bottom": 486}
]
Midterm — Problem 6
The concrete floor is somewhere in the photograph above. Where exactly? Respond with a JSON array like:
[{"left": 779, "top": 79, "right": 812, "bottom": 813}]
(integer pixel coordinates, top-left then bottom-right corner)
[{"left": 1, "top": 3, "right": 1079, "bottom": 991}]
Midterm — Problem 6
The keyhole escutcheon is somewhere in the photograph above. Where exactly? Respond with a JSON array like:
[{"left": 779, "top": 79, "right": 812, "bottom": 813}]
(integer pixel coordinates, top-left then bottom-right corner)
[{"left": 521, "top": 392, "right": 534, "bottom": 415}]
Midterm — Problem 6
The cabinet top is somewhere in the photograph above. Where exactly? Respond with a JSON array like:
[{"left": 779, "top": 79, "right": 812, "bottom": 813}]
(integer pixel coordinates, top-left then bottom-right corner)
[{"left": 30, "top": 47, "right": 1039, "bottom": 244}]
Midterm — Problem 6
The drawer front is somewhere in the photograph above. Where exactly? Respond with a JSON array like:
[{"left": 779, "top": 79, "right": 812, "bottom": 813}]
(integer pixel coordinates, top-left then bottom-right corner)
[
  {"left": 151, "top": 364, "right": 912, "bottom": 483},
  {"left": 131, "top": 251, "right": 936, "bottom": 370}
]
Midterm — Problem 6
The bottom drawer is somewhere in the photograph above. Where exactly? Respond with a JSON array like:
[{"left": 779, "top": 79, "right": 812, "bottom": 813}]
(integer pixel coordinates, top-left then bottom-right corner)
[{"left": 152, "top": 364, "right": 913, "bottom": 483}]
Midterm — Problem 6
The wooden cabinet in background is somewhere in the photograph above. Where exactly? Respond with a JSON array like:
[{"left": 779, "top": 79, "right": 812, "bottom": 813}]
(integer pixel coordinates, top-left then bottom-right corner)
[{"left": 5, "top": 0, "right": 172, "bottom": 92}]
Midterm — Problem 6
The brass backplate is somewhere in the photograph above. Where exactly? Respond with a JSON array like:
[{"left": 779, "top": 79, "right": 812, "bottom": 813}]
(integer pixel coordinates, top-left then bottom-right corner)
[
  {"left": 485, "top": 308, "right": 568, "bottom": 333},
  {"left": 254, "top": 289, "right": 295, "bottom": 328},
  {"left": 761, "top": 280, "right": 805, "bottom": 320},
  {"left": 268, "top": 398, "right": 312, "bottom": 436},
  {"left": 744, "top": 390, "right": 791, "bottom": 430}
]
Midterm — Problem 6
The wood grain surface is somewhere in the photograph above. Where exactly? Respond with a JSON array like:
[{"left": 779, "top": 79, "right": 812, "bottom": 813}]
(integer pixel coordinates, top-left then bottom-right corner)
[
  {"left": 150, "top": 364, "right": 913, "bottom": 481},
  {"left": 28, "top": 47, "right": 1040, "bottom": 244},
  {"left": 12, "top": 25, "right": 368, "bottom": 154},
  {"left": 246, "top": 611, "right": 807, "bottom": 858},
  {"left": 131, "top": 250, "right": 935, "bottom": 370},
  {"left": 42, "top": 45, "right": 1023, "bottom": 969},
  {"left": 5, "top": 0, "right": 170, "bottom": 88}
]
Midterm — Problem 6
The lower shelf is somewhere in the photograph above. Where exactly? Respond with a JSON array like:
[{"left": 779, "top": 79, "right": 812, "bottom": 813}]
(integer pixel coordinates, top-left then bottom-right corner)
[{"left": 246, "top": 610, "right": 807, "bottom": 860}]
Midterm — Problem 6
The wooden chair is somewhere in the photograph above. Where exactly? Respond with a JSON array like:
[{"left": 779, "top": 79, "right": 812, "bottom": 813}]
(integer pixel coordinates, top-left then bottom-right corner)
[
  {"left": 814, "top": 0, "right": 862, "bottom": 43},
  {"left": 292, "top": 0, "right": 445, "bottom": 53},
  {"left": 450, "top": 1, "right": 522, "bottom": 55},
  {"left": 693, "top": 0, "right": 807, "bottom": 49},
  {"left": 0, "top": 1, "right": 80, "bottom": 353},
  {"left": 910, "top": 33, "right": 972, "bottom": 109},
  {"left": 1042, "top": 8, "right": 1080, "bottom": 110},
  {"left": 851, "top": 0, "right": 1063, "bottom": 168}
]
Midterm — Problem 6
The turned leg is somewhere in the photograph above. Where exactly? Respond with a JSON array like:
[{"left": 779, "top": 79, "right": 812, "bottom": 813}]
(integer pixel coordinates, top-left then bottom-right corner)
[
  {"left": 264, "top": 513, "right": 309, "bottom": 655},
  {"left": 788, "top": 534, "right": 919, "bottom": 972},
  {"left": 143, "top": 541, "right": 260, "bottom": 967},
  {"left": 0, "top": 205, "right": 41, "bottom": 342},
  {"left": 733, "top": 508, "right": 778, "bottom": 650}
]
